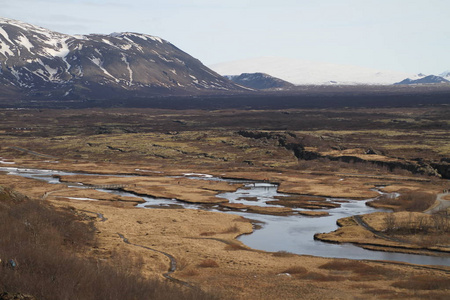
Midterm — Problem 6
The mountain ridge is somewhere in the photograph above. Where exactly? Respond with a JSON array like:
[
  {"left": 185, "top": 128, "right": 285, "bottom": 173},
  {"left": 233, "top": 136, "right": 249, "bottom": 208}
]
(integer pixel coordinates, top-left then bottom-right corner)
[
  {"left": 395, "top": 75, "right": 450, "bottom": 85},
  {"left": 0, "top": 17, "right": 241, "bottom": 100},
  {"left": 226, "top": 72, "right": 294, "bottom": 90}
]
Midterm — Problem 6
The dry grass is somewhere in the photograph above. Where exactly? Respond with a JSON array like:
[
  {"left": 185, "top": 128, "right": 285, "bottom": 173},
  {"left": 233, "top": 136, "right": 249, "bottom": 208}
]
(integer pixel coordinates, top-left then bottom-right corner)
[
  {"left": 392, "top": 275, "right": 450, "bottom": 290},
  {"left": 176, "top": 256, "right": 191, "bottom": 271},
  {"left": 0, "top": 187, "right": 217, "bottom": 300},
  {"left": 384, "top": 212, "right": 450, "bottom": 236},
  {"left": 221, "top": 225, "right": 240, "bottom": 234},
  {"left": 182, "top": 269, "right": 200, "bottom": 277},
  {"left": 224, "top": 243, "right": 247, "bottom": 251},
  {"left": 272, "top": 251, "right": 295, "bottom": 258},
  {"left": 197, "top": 259, "right": 219, "bottom": 268},
  {"left": 369, "top": 191, "right": 436, "bottom": 212},
  {"left": 319, "top": 260, "right": 396, "bottom": 280},
  {"left": 298, "top": 272, "right": 346, "bottom": 282},
  {"left": 200, "top": 231, "right": 216, "bottom": 236},
  {"left": 279, "top": 265, "right": 347, "bottom": 282},
  {"left": 281, "top": 266, "right": 308, "bottom": 275}
]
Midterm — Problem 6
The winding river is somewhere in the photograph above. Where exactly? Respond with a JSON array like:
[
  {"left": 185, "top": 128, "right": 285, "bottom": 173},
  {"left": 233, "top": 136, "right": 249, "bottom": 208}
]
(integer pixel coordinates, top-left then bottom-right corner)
[{"left": 1, "top": 166, "right": 449, "bottom": 266}]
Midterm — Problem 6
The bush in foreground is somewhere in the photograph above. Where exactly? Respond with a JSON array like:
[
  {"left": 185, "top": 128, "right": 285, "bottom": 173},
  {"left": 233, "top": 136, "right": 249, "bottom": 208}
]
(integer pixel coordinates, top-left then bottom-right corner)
[{"left": 0, "top": 187, "right": 216, "bottom": 300}]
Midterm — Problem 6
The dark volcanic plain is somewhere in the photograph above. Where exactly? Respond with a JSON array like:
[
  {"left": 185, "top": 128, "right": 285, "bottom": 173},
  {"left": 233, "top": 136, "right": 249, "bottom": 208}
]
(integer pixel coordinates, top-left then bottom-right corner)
[{"left": 1, "top": 84, "right": 450, "bottom": 109}]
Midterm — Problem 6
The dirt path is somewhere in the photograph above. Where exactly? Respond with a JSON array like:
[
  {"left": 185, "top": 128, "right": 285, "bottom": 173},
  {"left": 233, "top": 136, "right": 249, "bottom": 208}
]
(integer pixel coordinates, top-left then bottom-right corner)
[
  {"left": 9, "top": 146, "right": 58, "bottom": 159},
  {"left": 80, "top": 208, "right": 195, "bottom": 288},
  {"left": 352, "top": 215, "right": 450, "bottom": 257},
  {"left": 117, "top": 233, "right": 196, "bottom": 289},
  {"left": 353, "top": 215, "right": 407, "bottom": 244},
  {"left": 424, "top": 192, "right": 450, "bottom": 214},
  {"left": 79, "top": 209, "right": 108, "bottom": 222}
]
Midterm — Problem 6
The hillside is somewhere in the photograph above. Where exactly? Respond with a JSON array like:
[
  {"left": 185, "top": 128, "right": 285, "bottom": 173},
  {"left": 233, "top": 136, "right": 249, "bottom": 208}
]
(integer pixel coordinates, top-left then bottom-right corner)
[
  {"left": 395, "top": 75, "right": 450, "bottom": 85},
  {"left": 226, "top": 72, "right": 294, "bottom": 90},
  {"left": 0, "top": 18, "right": 241, "bottom": 100}
]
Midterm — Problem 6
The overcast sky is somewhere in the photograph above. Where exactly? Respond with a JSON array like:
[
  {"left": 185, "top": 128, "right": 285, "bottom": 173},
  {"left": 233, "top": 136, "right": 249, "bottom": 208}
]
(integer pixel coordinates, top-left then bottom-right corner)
[{"left": 2, "top": 0, "right": 449, "bottom": 74}]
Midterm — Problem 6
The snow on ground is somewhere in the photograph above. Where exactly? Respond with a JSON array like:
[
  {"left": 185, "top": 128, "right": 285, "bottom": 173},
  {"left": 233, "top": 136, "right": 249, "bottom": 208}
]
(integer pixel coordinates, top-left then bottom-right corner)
[
  {"left": 121, "top": 53, "right": 133, "bottom": 84},
  {"left": 0, "top": 26, "right": 15, "bottom": 57},
  {"left": 16, "top": 34, "right": 34, "bottom": 53},
  {"left": 148, "top": 35, "right": 163, "bottom": 43},
  {"left": 0, "top": 26, "right": 15, "bottom": 45},
  {"left": 89, "top": 57, "right": 120, "bottom": 83},
  {"left": 440, "top": 70, "right": 450, "bottom": 79},
  {"left": 210, "top": 57, "right": 418, "bottom": 85}
]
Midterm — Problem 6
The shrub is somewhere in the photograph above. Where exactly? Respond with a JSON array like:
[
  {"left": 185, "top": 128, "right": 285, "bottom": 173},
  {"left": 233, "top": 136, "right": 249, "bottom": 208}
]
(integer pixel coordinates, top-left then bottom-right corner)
[
  {"left": 197, "top": 259, "right": 219, "bottom": 268},
  {"left": 370, "top": 191, "right": 435, "bottom": 212},
  {"left": 392, "top": 275, "right": 450, "bottom": 290},
  {"left": 319, "top": 260, "right": 393, "bottom": 279},
  {"left": 221, "top": 225, "right": 240, "bottom": 234},
  {"left": 0, "top": 187, "right": 216, "bottom": 300},
  {"left": 200, "top": 231, "right": 216, "bottom": 236},
  {"left": 272, "top": 251, "right": 295, "bottom": 258},
  {"left": 281, "top": 266, "right": 308, "bottom": 275},
  {"left": 383, "top": 212, "right": 450, "bottom": 235},
  {"left": 224, "top": 243, "right": 246, "bottom": 251}
]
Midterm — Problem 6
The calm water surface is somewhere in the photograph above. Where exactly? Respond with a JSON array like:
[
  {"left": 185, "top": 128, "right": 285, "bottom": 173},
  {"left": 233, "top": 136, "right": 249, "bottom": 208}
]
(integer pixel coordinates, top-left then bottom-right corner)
[{"left": 1, "top": 167, "right": 448, "bottom": 266}]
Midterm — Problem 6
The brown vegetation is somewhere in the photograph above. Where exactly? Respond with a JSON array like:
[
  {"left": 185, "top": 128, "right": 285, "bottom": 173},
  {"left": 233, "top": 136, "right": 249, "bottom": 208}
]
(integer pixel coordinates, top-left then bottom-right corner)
[
  {"left": 384, "top": 212, "right": 449, "bottom": 235},
  {"left": 0, "top": 105, "right": 449, "bottom": 299},
  {"left": 392, "top": 275, "right": 450, "bottom": 291},
  {"left": 197, "top": 259, "right": 219, "bottom": 268},
  {"left": 319, "top": 260, "right": 395, "bottom": 279},
  {"left": 0, "top": 187, "right": 215, "bottom": 300},
  {"left": 280, "top": 266, "right": 308, "bottom": 275},
  {"left": 369, "top": 191, "right": 436, "bottom": 211},
  {"left": 271, "top": 251, "right": 295, "bottom": 258}
]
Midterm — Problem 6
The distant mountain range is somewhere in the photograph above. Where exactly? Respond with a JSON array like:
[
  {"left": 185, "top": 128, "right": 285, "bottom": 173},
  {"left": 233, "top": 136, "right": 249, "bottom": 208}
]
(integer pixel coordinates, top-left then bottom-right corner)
[
  {"left": 210, "top": 57, "right": 450, "bottom": 86},
  {"left": 395, "top": 75, "right": 450, "bottom": 85},
  {"left": 210, "top": 57, "right": 423, "bottom": 86},
  {"left": 226, "top": 73, "right": 294, "bottom": 90},
  {"left": 1, "top": 18, "right": 448, "bottom": 103},
  {"left": 0, "top": 18, "right": 241, "bottom": 100}
]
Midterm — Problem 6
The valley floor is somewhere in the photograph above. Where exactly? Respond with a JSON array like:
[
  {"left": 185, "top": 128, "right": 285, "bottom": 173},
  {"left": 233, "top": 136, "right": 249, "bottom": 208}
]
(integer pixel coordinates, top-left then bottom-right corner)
[{"left": 0, "top": 106, "right": 449, "bottom": 299}]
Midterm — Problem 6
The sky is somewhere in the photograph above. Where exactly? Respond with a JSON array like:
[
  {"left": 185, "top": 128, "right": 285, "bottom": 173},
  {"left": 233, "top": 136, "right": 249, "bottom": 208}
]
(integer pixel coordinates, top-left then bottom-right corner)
[{"left": 1, "top": 0, "right": 449, "bottom": 74}]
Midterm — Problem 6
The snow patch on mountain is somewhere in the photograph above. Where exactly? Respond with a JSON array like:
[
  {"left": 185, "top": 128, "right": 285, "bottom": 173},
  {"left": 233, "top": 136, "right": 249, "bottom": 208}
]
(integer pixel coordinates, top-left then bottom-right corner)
[
  {"left": 395, "top": 75, "right": 449, "bottom": 85},
  {"left": 0, "top": 17, "right": 242, "bottom": 98},
  {"left": 89, "top": 57, "right": 119, "bottom": 82},
  {"left": 121, "top": 53, "right": 133, "bottom": 85},
  {"left": 17, "top": 34, "right": 34, "bottom": 53},
  {"left": 0, "top": 26, "right": 14, "bottom": 45},
  {"left": 440, "top": 70, "right": 450, "bottom": 79},
  {"left": 210, "top": 57, "right": 417, "bottom": 85},
  {"left": 44, "top": 37, "right": 70, "bottom": 58}
]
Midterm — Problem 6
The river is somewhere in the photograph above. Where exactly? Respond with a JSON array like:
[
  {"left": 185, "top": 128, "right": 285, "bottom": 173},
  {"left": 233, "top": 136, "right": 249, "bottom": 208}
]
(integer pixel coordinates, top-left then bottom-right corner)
[{"left": 1, "top": 166, "right": 448, "bottom": 266}]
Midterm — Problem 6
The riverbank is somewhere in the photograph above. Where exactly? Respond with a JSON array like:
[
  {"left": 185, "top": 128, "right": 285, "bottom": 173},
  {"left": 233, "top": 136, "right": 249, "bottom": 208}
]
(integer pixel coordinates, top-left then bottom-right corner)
[
  {"left": 1, "top": 162, "right": 450, "bottom": 299},
  {"left": 315, "top": 212, "right": 450, "bottom": 256},
  {"left": 51, "top": 195, "right": 450, "bottom": 299}
]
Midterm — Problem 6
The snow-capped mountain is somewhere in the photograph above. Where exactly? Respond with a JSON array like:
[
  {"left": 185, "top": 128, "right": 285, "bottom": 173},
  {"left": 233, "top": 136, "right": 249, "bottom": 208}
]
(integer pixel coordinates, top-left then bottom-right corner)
[
  {"left": 0, "top": 17, "right": 241, "bottom": 99},
  {"left": 226, "top": 73, "right": 294, "bottom": 90},
  {"left": 395, "top": 75, "right": 450, "bottom": 85},
  {"left": 210, "top": 57, "right": 420, "bottom": 86},
  {"left": 440, "top": 71, "right": 450, "bottom": 80}
]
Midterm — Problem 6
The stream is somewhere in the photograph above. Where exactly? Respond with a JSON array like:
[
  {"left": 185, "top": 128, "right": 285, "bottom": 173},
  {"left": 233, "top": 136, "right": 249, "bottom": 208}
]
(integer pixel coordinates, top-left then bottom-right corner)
[{"left": 1, "top": 166, "right": 449, "bottom": 266}]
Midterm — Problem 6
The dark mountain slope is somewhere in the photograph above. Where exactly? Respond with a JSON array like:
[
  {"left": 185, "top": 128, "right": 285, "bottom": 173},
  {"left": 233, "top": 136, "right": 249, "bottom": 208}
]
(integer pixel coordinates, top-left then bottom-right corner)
[
  {"left": 0, "top": 18, "right": 242, "bottom": 100},
  {"left": 395, "top": 75, "right": 449, "bottom": 85}
]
